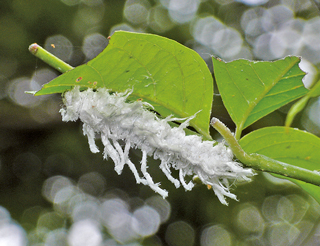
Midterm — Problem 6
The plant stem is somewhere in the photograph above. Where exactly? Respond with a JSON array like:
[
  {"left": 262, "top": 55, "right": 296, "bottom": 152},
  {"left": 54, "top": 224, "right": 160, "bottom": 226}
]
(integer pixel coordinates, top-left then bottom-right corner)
[
  {"left": 235, "top": 127, "right": 242, "bottom": 141},
  {"left": 285, "top": 95, "right": 310, "bottom": 127},
  {"left": 28, "top": 43, "right": 73, "bottom": 73},
  {"left": 211, "top": 117, "right": 320, "bottom": 186}
]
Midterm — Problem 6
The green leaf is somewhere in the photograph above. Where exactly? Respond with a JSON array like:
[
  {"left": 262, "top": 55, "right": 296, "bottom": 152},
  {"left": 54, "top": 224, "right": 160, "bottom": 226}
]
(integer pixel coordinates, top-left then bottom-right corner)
[
  {"left": 36, "top": 31, "right": 213, "bottom": 139},
  {"left": 239, "top": 126, "right": 320, "bottom": 204},
  {"left": 213, "top": 56, "right": 308, "bottom": 134}
]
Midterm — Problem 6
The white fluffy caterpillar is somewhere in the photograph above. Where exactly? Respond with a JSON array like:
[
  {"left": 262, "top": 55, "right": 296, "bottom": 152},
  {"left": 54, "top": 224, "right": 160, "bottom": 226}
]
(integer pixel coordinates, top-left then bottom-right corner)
[{"left": 60, "top": 86, "right": 254, "bottom": 205}]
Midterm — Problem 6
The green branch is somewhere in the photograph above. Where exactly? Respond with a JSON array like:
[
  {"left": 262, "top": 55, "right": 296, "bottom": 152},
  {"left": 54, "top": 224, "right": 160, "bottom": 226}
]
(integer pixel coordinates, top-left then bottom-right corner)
[
  {"left": 29, "top": 43, "right": 74, "bottom": 73},
  {"left": 211, "top": 117, "right": 320, "bottom": 186}
]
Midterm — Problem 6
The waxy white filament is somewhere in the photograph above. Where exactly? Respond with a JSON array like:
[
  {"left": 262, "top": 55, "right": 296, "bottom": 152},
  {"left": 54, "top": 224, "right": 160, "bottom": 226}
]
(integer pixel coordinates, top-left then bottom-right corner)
[{"left": 60, "top": 87, "right": 253, "bottom": 205}]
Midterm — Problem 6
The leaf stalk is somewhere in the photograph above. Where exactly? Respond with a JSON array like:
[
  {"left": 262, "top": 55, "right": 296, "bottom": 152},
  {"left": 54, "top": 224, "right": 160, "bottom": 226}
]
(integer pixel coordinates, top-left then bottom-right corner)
[{"left": 28, "top": 43, "right": 74, "bottom": 73}]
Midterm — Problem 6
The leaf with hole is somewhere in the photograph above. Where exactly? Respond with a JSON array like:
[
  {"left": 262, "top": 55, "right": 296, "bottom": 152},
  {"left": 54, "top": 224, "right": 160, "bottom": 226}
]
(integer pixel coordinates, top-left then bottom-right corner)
[{"left": 213, "top": 57, "right": 308, "bottom": 135}]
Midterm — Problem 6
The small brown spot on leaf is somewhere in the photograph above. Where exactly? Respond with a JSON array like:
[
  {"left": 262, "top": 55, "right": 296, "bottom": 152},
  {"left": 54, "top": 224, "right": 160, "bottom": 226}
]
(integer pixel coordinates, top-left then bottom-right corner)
[{"left": 76, "top": 77, "right": 82, "bottom": 82}]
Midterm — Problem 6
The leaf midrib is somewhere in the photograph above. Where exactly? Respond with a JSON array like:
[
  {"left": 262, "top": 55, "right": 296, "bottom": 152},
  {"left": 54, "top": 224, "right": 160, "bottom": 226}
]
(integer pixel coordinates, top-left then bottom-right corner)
[
  {"left": 112, "top": 35, "right": 187, "bottom": 110},
  {"left": 238, "top": 58, "right": 299, "bottom": 130},
  {"left": 106, "top": 36, "right": 212, "bottom": 138}
]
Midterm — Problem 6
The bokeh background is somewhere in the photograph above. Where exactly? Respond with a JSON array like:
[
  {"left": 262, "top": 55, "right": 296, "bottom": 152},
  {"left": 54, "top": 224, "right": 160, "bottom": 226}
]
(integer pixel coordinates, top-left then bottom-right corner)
[{"left": 1, "top": 0, "right": 320, "bottom": 245}]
